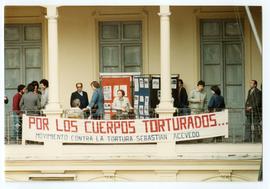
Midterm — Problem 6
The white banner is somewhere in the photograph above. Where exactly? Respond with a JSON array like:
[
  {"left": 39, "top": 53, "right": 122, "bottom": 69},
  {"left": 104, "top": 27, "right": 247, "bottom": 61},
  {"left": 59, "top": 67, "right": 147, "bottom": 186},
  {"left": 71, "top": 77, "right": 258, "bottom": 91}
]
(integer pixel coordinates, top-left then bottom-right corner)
[{"left": 22, "top": 110, "right": 228, "bottom": 143}]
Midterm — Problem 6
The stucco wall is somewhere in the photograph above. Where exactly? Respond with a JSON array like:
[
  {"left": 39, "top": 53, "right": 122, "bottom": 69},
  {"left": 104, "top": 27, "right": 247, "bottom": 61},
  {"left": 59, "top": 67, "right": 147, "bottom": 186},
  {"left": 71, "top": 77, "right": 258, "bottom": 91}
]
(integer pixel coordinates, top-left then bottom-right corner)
[{"left": 4, "top": 6, "right": 262, "bottom": 109}]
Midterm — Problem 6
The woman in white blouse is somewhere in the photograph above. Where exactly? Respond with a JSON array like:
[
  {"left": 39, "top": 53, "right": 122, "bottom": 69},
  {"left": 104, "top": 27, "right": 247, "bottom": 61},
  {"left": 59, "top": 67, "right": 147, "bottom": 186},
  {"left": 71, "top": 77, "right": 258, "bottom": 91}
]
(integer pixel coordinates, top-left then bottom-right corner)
[{"left": 112, "top": 89, "right": 132, "bottom": 119}]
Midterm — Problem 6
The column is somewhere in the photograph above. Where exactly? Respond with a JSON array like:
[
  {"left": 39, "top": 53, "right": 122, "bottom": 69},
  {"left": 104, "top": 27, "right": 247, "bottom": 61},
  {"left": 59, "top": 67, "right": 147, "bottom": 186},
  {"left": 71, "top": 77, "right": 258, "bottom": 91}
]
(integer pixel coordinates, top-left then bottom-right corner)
[
  {"left": 155, "top": 6, "right": 175, "bottom": 118},
  {"left": 43, "top": 6, "right": 62, "bottom": 116},
  {"left": 155, "top": 6, "right": 176, "bottom": 157}
]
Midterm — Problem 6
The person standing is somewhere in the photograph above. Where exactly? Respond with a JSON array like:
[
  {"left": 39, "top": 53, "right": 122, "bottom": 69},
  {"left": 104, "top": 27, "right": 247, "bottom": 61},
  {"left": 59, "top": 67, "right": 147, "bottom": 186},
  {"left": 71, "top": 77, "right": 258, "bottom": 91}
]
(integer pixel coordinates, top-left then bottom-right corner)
[
  {"left": 20, "top": 83, "right": 41, "bottom": 115},
  {"left": 208, "top": 85, "right": 225, "bottom": 113},
  {"left": 39, "top": 79, "right": 49, "bottom": 109},
  {"left": 12, "top": 84, "right": 26, "bottom": 141},
  {"left": 83, "top": 81, "right": 104, "bottom": 119},
  {"left": 244, "top": 80, "right": 262, "bottom": 142},
  {"left": 175, "top": 79, "right": 189, "bottom": 115},
  {"left": 188, "top": 80, "right": 207, "bottom": 114}
]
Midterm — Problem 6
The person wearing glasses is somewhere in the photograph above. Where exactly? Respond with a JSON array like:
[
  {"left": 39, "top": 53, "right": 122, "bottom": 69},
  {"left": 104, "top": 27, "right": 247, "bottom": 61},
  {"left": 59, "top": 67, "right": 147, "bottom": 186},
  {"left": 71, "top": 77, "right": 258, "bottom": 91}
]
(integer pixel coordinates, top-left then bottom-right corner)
[{"left": 70, "top": 82, "right": 89, "bottom": 118}]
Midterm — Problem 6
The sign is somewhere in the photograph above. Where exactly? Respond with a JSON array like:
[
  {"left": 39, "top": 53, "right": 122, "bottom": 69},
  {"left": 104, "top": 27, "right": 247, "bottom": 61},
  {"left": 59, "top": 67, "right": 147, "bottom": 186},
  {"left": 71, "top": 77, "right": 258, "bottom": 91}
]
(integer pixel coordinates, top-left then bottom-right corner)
[{"left": 22, "top": 110, "right": 228, "bottom": 143}]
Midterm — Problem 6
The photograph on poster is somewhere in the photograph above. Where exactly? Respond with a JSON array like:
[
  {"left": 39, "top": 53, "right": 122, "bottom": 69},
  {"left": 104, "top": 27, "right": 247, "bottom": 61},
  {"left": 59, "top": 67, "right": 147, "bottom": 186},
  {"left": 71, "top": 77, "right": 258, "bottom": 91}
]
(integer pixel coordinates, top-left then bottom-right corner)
[
  {"left": 134, "top": 78, "right": 139, "bottom": 92},
  {"left": 144, "top": 78, "right": 149, "bottom": 88},
  {"left": 103, "top": 86, "right": 112, "bottom": 100},
  {"left": 152, "top": 78, "right": 159, "bottom": 89},
  {"left": 113, "top": 85, "right": 119, "bottom": 97},
  {"left": 139, "top": 78, "right": 144, "bottom": 88}
]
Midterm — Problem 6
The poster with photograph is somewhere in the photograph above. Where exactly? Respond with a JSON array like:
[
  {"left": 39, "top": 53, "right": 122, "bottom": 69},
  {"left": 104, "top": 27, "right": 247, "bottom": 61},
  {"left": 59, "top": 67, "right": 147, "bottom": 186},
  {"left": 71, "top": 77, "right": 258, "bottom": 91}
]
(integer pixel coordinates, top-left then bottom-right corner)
[
  {"left": 171, "top": 78, "right": 177, "bottom": 89},
  {"left": 139, "top": 105, "right": 144, "bottom": 115},
  {"left": 144, "top": 78, "right": 149, "bottom": 88},
  {"left": 134, "top": 95, "right": 139, "bottom": 107},
  {"left": 140, "top": 96, "right": 144, "bottom": 102},
  {"left": 145, "top": 96, "right": 149, "bottom": 105},
  {"left": 152, "top": 78, "right": 159, "bottom": 89},
  {"left": 134, "top": 78, "right": 139, "bottom": 92},
  {"left": 139, "top": 78, "right": 144, "bottom": 88},
  {"left": 113, "top": 85, "right": 119, "bottom": 97},
  {"left": 103, "top": 86, "right": 112, "bottom": 100}
]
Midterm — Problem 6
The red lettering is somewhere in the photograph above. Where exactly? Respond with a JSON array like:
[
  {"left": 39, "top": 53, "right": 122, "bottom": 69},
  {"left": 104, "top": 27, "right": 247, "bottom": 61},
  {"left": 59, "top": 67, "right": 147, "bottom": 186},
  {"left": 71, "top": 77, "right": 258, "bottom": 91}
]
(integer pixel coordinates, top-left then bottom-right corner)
[
  {"left": 128, "top": 121, "right": 136, "bottom": 133},
  {"left": 165, "top": 118, "right": 171, "bottom": 131},
  {"left": 194, "top": 116, "right": 201, "bottom": 128},
  {"left": 29, "top": 117, "right": 35, "bottom": 129},
  {"left": 142, "top": 120, "right": 150, "bottom": 133},
  {"left": 56, "top": 119, "right": 63, "bottom": 131},
  {"left": 202, "top": 115, "right": 209, "bottom": 128},
  {"left": 187, "top": 117, "right": 194, "bottom": 129},
  {"left": 114, "top": 121, "right": 121, "bottom": 134},
  {"left": 150, "top": 120, "right": 158, "bottom": 132},
  {"left": 209, "top": 113, "right": 217, "bottom": 127},
  {"left": 179, "top": 117, "right": 187, "bottom": 130},
  {"left": 99, "top": 121, "right": 106, "bottom": 134},
  {"left": 106, "top": 121, "right": 114, "bottom": 133},
  {"left": 36, "top": 118, "right": 42, "bottom": 130},
  {"left": 43, "top": 118, "right": 49, "bottom": 131},
  {"left": 158, "top": 119, "right": 165, "bottom": 132},
  {"left": 63, "top": 120, "right": 70, "bottom": 132},
  {"left": 92, "top": 121, "right": 99, "bottom": 133},
  {"left": 121, "top": 121, "right": 128, "bottom": 134},
  {"left": 70, "top": 120, "right": 78, "bottom": 132},
  {"left": 84, "top": 121, "right": 92, "bottom": 133}
]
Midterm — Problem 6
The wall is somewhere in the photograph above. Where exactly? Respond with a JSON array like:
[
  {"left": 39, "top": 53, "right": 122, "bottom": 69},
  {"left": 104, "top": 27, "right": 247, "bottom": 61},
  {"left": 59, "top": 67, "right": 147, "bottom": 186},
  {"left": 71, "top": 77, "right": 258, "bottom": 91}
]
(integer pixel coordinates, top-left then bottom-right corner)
[{"left": 4, "top": 6, "right": 263, "bottom": 109}]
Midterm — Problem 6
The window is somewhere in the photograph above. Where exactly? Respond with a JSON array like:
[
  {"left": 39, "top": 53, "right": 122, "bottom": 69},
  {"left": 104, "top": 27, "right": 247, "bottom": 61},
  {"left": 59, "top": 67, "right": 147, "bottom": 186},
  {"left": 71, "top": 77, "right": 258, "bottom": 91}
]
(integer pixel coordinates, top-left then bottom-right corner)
[{"left": 99, "top": 21, "right": 142, "bottom": 73}]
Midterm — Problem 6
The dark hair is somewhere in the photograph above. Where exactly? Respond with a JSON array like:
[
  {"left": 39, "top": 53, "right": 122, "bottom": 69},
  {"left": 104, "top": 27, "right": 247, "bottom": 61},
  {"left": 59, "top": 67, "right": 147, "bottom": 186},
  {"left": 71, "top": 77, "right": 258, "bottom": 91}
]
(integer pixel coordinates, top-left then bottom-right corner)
[
  {"left": 178, "top": 79, "right": 183, "bottom": 85},
  {"left": 17, "top": 84, "right": 25, "bottom": 92},
  {"left": 91, "top": 81, "right": 100, "bottom": 88},
  {"left": 76, "top": 82, "right": 83, "bottom": 87},
  {"left": 252, "top": 80, "right": 258, "bottom": 86},
  {"left": 117, "top": 89, "right": 125, "bottom": 96},
  {"left": 211, "top": 85, "right": 221, "bottom": 96},
  {"left": 40, "top": 79, "right": 49, "bottom": 88},
  {"left": 31, "top": 80, "right": 39, "bottom": 89},
  {"left": 27, "top": 83, "right": 35, "bottom": 92},
  {"left": 197, "top": 80, "right": 205, "bottom": 87}
]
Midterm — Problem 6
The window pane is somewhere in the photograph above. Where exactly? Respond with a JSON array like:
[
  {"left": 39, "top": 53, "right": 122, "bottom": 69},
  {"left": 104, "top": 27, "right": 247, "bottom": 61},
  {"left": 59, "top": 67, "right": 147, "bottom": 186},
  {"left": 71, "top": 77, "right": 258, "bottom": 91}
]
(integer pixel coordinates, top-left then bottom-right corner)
[
  {"left": 123, "top": 46, "right": 141, "bottom": 66},
  {"left": 102, "top": 46, "right": 120, "bottom": 67},
  {"left": 202, "top": 22, "right": 220, "bottom": 37},
  {"left": 25, "top": 48, "right": 41, "bottom": 67},
  {"left": 5, "top": 69, "right": 21, "bottom": 88},
  {"left": 25, "top": 68, "right": 42, "bottom": 85},
  {"left": 124, "top": 66, "right": 140, "bottom": 72},
  {"left": 226, "top": 65, "right": 242, "bottom": 85},
  {"left": 24, "top": 26, "right": 41, "bottom": 41},
  {"left": 123, "top": 23, "right": 141, "bottom": 39},
  {"left": 226, "top": 86, "right": 243, "bottom": 107},
  {"left": 225, "top": 22, "right": 241, "bottom": 36},
  {"left": 225, "top": 43, "right": 242, "bottom": 64},
  {"left": 103, "top": 67, "right": 121, "bottom": 73},
  {"left": 5, "top": 26, "right": 20, "bottom": 41},
  {"left": 101, "top": 23, "right": 119, "bottom": 40},
  {"left": 203, "top": 65, "right": 221, "bottom": 85},
  {"left": 203, "top": 44, "right": 221, "bottom": 64},
  {"left": 5, "top": 48, "right": 21, "bottom": 68}
]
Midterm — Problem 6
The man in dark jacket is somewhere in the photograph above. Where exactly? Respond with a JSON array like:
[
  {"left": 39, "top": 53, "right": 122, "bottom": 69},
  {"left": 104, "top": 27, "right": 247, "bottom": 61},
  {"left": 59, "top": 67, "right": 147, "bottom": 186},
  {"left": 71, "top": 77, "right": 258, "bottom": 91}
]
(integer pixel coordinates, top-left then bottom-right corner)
[
  {"left": 244, "top": 80, "right": 262, "bottom": 142},
  {"left": 70, "top": 83, "right": 89, "bottom": 118},
  {"left": 175, "top": 79, "right": 189, "bottom": 115}
]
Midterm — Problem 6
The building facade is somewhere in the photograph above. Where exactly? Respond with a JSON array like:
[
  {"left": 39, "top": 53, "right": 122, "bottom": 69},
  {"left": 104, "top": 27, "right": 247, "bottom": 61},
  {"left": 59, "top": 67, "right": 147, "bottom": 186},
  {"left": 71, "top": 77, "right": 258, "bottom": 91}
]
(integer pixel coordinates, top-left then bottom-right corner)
[{"left": 4, "top": 5, "right": 262, "bottom": 181}]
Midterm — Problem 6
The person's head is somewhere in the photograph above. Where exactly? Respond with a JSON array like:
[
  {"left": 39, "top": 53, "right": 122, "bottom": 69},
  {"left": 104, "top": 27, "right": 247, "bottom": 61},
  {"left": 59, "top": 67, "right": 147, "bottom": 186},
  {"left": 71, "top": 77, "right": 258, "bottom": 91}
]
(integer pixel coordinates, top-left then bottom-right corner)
[
  {"left": 90, "top": 81, "right": 100, "bottom": 89},
  {"left": 71, "top": 98, "right": 81, "bottom": 108},
  {"left": 197, "top": 80, "right": 205, "bottom": 92},
  {"left": 31, "top": 81, "right": 39, "bottom": 92},
  {"left": 250, "top": 80, "right": 257, "bottom": 89},
  {"left": 117, "top": 89, "right": 125, "bottom": 98},
  {"left": 17, "top": 84, "right": 26, "bottom": 94},
  {"left": 76, "top": 82, "right": 83, "bottom": 92},
  {"left": 178, "top": 79, "right": 184, "bottom": 88},
  {"left": 40, "top": 79, "right": 49, "bottom": 90},
  {"left": 210, "top": 85, "right": 221, "bottom": 96},
  {"left": 27, "top": 83, "right": 34, "bottom": 92}
]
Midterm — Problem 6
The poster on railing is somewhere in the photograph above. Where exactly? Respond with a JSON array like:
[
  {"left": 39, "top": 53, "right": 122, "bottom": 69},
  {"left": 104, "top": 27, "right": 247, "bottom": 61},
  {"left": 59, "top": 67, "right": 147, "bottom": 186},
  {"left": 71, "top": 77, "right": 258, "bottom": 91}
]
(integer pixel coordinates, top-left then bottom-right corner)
[{"left": 22, "top": 110, "right": 228, "bottom": 144}]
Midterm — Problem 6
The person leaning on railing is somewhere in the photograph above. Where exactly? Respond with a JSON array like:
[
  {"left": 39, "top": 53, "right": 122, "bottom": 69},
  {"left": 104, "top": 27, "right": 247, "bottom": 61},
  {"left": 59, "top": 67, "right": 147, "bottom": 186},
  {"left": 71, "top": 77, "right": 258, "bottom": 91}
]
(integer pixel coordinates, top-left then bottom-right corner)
[
  {"left": 19, "top": 83, "right": 41, "bottom": 116},
  {"left": 83, "top": 81, "right": 104, "bottom": 120},
  {"left": 112, "top": 89, "right": 133, "bottom": 120},
  {"left": 188, "top": 80, "right": 207, "bottom": 115},
  {"left": 65, "top": 99, "right": 84, "bottom": 119}
]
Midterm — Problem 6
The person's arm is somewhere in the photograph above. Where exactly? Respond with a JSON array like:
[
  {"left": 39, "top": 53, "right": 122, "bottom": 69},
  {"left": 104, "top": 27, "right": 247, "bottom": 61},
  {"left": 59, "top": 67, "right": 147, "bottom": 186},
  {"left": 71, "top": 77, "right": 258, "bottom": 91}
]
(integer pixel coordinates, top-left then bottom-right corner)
[
  {"left": 208, "top": 96, "right": 215, "bottom": 112},
  {"left": 13, "top": 95, "right": 20, "bottom": 114},
  {"left": 88, "top": 90, "right": 98, "bottom": 109},
  {"left": 188, "top": 90, "right": 199, "bottom": 103}
]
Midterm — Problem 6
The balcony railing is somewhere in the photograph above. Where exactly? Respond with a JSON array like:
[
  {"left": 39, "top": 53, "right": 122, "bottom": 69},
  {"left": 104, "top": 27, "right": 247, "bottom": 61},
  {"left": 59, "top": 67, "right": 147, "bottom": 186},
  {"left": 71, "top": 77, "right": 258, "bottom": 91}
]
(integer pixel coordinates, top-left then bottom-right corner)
[{"left": 4, "top": 108, "right": 262, "bottom": 145}]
